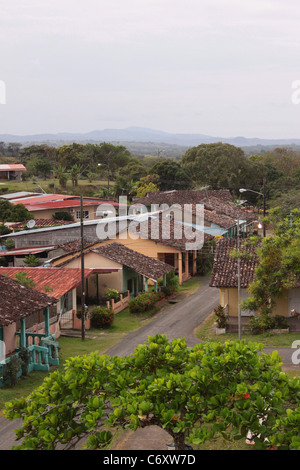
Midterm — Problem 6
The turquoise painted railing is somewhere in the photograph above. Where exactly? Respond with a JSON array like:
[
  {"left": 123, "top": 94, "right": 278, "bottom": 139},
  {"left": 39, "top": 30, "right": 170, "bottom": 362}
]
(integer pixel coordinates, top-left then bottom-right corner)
[{"left": 0, "top": 334, "right": 59, "bottom": 387}]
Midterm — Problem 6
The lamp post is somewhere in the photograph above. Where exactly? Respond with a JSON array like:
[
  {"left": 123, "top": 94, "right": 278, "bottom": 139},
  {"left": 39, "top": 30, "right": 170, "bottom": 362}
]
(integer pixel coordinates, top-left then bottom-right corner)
[{"left": 239, "top": 177, "right": 266, "bottom": 237}]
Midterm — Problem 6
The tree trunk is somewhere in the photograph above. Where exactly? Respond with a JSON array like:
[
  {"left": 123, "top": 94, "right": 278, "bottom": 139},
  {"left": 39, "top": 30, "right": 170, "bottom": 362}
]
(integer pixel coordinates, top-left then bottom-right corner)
[{"left": 173, "top": 433, "right": 186, "bottom": 450}]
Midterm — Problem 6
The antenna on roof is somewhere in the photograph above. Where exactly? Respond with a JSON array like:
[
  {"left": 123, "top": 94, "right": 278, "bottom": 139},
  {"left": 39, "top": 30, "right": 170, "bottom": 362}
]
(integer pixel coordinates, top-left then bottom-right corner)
[{"left": 26, "top": 220, "right": 36, "bottom": 229}]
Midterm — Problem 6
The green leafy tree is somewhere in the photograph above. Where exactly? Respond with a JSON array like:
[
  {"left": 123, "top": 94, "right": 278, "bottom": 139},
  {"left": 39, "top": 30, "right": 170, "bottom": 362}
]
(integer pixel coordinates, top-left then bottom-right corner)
[
  {"left": 242, "top": 209, "right": 300, "bottom": 317},
  {"left": 24, "top": 254, "right": 42, "bottom": 267},
  {"left": 181, "top": 142, "right": 256, "bottom": 194},
  {"left": 4, "top": 335, "right": 299, "bottom": 450},
  {"left": 151, "top": 160, "right": 193, "bottom": 191},
  {"left": 0, "top": 200, "right": 33, "bottom": 223}
]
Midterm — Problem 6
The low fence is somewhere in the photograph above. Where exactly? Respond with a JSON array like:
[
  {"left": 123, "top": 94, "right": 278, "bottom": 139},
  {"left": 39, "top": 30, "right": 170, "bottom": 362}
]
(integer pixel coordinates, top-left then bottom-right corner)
[
  {"left": 0, "top": 334, "right": 59, "bottom": 388},
  {"left": 106, "top": 290, "right": 130, "bottom": 314}
]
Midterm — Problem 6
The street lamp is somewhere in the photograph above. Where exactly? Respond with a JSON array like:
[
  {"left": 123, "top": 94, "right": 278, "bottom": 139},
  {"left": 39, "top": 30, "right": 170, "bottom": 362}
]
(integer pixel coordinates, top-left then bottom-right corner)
[{"left": 239, "top": 177, "right": 266, "bottom": 237}]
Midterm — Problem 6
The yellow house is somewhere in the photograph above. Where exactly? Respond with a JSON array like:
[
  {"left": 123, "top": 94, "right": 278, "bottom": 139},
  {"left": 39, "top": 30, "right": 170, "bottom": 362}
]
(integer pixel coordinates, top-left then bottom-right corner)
[
  {"left": 54, "top": 242, "right": 174, "bottom": 303},
  {"left": 52, "top": 216, "right": 213, "bottom": 285},
  {"left": 209, "top": 237, "right": 300, "bottom": 331}
]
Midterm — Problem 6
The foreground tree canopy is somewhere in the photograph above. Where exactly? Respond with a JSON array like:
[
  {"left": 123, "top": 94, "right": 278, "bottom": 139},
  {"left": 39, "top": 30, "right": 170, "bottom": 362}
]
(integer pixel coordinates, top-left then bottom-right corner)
[{"left": 4, "top": 335, "right": 299, "bottom": 450}]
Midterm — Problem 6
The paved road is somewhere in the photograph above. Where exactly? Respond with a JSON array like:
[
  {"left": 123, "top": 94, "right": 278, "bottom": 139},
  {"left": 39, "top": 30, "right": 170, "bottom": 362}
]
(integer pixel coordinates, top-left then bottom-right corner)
[{"left": 105, "top": 276, "right": 219, "bottom": 357}]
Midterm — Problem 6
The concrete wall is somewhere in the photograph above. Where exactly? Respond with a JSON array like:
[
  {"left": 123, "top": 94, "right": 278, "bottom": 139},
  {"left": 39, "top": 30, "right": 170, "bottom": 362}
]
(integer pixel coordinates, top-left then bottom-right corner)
[
  {"left": 219, "top": 287, "right": 292, "bottom": 317},
  {"left": 62, "top": 251, "right": 123, "bottom": 301},
  {"left": 30, "top": 204, "right": 98, "bottom": 222}
]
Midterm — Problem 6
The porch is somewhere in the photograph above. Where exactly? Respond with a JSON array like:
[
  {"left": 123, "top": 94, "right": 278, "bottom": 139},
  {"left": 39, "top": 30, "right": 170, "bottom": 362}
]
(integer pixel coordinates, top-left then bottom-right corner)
[{"left": 0, "top": 306, "right": 60, "bottom": 387}]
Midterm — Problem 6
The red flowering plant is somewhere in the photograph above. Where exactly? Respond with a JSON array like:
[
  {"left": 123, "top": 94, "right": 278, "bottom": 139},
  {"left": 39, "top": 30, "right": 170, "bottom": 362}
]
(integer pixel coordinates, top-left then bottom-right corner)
[{"left": 90, "top": 306, "right": 114, "bottom": 329}]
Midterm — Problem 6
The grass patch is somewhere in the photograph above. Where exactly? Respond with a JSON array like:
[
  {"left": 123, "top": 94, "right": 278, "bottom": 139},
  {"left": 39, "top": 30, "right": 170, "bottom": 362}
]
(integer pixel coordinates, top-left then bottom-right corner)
[
  {"left": 177, "top": 277, "right": 202, "bottom": 295},
  {"left": 0, "top": 178, "right": 108, "bottom": 197},
  {"left": 195, "top": 311, "right": 300, "bottom": 348}
]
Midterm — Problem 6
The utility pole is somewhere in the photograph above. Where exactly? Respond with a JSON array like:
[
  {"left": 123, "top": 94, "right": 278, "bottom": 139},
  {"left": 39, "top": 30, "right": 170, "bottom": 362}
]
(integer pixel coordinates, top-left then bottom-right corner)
[
  {"left": 237, "top": 219, "right": 241, "bottom": 340},
  {"left": 80, "top": 194, "right": 85, "bottom": 341}
]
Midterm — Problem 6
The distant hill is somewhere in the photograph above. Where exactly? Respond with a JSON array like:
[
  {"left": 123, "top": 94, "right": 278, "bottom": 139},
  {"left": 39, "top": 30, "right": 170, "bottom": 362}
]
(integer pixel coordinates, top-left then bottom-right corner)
[{"left": 1, "top": 126, "right": 300, "bottom": 149}]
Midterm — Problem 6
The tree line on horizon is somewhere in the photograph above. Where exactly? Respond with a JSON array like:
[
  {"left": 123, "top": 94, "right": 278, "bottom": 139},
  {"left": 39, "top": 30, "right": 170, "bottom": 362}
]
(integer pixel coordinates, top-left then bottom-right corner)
[{"left": 0, "top": 141, "right": 299, "bottom": 213}]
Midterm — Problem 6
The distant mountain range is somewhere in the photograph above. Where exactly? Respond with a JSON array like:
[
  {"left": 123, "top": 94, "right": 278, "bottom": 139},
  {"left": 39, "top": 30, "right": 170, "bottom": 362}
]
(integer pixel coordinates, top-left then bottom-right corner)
[{"left": 1, "top": 126, "right": 300, "bottom": 148}]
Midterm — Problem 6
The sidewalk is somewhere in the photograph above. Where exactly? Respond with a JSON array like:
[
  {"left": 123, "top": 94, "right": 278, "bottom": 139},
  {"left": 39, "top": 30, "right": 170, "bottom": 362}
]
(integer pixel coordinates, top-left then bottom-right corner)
[{"left": 111, "top": 426, "right": 172, "bottom": 451}]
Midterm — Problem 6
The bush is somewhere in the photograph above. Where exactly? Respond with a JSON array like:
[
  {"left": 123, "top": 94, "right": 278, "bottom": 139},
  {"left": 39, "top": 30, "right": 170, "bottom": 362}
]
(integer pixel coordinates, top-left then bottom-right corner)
[
  {"left": 272, "top": 315, "right": 289, "bottom": 329},
  {"left": 105, "top": 289, "right": 120, "bottom": 302},
  {"left": 214, "top": 305, "right": 228, "bottom": 329},
  {"left": 248, "top": 314, "right": 275, "bottom": 334},
  {"left": 90, "top": 306, "right": 114, "bottom": 329},
  {"left": 165, "top": 271, "right": 179, "bottom": 291},
  {"left": 129, "top": 291, "right": 165, "bottom": 314},
  {"left": 248, "top": 314, "right": 289, "bottom": 334},
  {"left": 160, "top": 285, "right": 175, "bottom": 297},
  {"left": 3, "top": 355, "right": 21, "bottom": 387}
]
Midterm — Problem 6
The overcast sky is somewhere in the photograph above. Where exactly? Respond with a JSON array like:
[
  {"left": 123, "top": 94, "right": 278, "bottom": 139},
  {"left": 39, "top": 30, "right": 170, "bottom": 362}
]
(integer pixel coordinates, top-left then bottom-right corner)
[{"left": 1, "top": 0, "right": 300, "bottom": 138}]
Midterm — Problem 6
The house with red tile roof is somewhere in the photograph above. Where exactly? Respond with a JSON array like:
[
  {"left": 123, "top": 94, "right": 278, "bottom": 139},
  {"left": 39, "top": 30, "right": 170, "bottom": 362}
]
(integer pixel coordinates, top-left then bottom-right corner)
[
  {"left": 0, "top": 267, "right": 94, "bottom": 332},
  {"left": 209, "top": 238, "right": 300, "bottom": 331}
]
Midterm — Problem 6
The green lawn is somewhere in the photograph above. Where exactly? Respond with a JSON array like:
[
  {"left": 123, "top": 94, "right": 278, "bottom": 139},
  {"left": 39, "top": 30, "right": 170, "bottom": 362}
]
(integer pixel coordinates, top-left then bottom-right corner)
[
  {"left": 195, "top": 311, "right": 300, "bottom": 348},
  {"left": 0, "top": 178, "right": 108, "bottom": 196}
]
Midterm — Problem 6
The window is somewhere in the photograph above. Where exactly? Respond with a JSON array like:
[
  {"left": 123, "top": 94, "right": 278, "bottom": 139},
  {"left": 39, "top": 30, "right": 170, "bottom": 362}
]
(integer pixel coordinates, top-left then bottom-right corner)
[{"left": 76, "top": 210, "right": 89, "bottom": 219}]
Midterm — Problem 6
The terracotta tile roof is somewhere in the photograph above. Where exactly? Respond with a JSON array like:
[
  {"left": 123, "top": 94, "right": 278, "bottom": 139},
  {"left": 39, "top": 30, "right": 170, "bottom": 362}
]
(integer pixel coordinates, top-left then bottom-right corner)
[
  {"left": 0, "top": 267, "right": 93, "bottom": 300},
  {"left": 209, "top": 238, "right": 259, "bottom": 288},
  {"left": 132, "top": 189, "right": 234, "bottom": 206},
  {"left": 166, "top": 203, "right": 237, "bottom": 229},
  {"left": 92, "top": 242, "right": 174, "bottom": 281},
  {"left": 59, "top": 239, "right": 95, "bottom": 253},
  {"left": 126, "top": 215, "right": 213, "bottom": 251},
  {"left": 201, "top": 197, "right": 256, "bottom": 222},
  {"left": 203, "top": 209, "right": 236, "bottom": 229},
  {"left": 0, "top": 274, "right": 57, "bottom": 327}
]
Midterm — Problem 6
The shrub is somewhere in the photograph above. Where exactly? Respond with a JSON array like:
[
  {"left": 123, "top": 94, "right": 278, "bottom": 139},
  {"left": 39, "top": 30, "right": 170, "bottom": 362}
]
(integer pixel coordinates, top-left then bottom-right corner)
[
  {"left": 160, "top": 285, "right": 175, "bottom": 297},
  {"left": 129, "top": 291, "right": 165, "bottom": 314},
  {"left": 248, "top": 314, "right": 289, "bottom": 334},
  {"left": 90, "top": 306, "right": 114, "bottom": 329},
  {"left": 19, "top": 347, "right": 31, "bottom": 377},
  {"left": 105, "top": 289, "right": 120, "bottom": 302},
  {"left": 214, "top": 305, "right": 229, "bottom": 329},
  {"left": 165, "top": 270, "right": 179, "bottom": 291},
  {"left": 272, "top": 315, "right": 289, "bottom": 329},
  {"left": 3, "top": 355, "right": 21, "bottom": 387},
  {"left": 248, "top": 314, "right": 275, "bottom": 334}
]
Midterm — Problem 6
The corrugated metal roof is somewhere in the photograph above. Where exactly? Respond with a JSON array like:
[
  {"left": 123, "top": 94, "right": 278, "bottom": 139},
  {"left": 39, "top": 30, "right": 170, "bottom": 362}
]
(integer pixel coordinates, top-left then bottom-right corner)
[
  {"left": 0, "top": 267, "right": 93, "bottom": 299},
  {"left": 11, "top": 193, "right": 77, "bottom": 204},
  {"left": 0, "top": 246, "right": 57, "bottom": 256},
  {"left": 21, "top": 200, "right": 100, "bottom": 210},
  {"left": 0, "top": 191, "right": 42, "bottom": 200}
]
